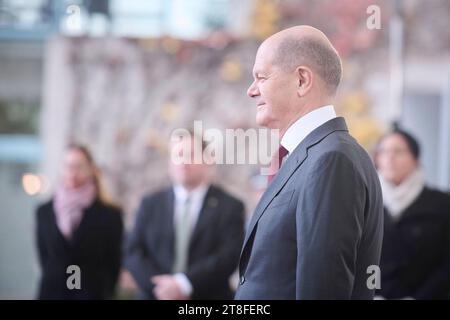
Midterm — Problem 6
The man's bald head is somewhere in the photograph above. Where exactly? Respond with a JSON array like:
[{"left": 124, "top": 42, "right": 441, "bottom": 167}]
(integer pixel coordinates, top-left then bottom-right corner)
[{"left": 262, "top": 26, "right": 342, "bottom": 95}]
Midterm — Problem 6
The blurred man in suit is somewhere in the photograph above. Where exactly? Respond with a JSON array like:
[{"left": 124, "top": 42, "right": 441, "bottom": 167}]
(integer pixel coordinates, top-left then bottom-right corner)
[
  {"left": 125, "top": 132, "right": 245, "bottom": 299},
  {"left": 235, "top": 25, "right": 384, "bottom": 299}
]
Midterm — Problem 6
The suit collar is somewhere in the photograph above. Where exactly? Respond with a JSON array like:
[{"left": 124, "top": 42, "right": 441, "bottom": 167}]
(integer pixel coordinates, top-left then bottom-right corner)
[
  {"left": 281, "top": 105, "right": 337, "bottom": 153},
  {"left": 189, "top": 185, "right": 220, "bottom": 251},
  {"left": 165, "top": 188, "right": 176, "bottom": 265}
]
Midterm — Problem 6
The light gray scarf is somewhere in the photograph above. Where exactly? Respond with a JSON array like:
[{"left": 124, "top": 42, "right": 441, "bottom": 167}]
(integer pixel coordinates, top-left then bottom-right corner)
[{"left": 378, "top": 168, "right": 425, "bottom": 220}]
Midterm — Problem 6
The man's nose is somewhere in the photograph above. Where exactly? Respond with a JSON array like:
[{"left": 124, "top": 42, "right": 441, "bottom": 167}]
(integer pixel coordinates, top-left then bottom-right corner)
[{"left": 247, "top": 80, "right": 259, "bottom": 98}]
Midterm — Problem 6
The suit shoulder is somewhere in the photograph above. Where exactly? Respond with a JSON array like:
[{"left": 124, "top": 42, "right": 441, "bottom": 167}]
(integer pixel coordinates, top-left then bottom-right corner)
[
  {"left": 312, "top": 148, "right": 357, "bottom": 168},
  {"left": 99, "top": 199, "right": 122, "bottom": 212},
  {"left": 140, "top": 188, "right": 171, "bottom": 206},
  {"left": 95, "top": 202, "right": 124, "bottom": 236},
  {"left": 422, "top": 187, "right": 450, "bottom": 199},
  {"left": 314, "top": 132, "right": 374, "bottom": 173},
  {"left": 35, "top": 200, "right": 55, "bottom": 229},
  {"left": 319, "top": 131, "right": 366, "bottom": 155},
  {"left": 211, "top": 185, "right": 245, "bottom": 209},
  {"left": 420, "top": 187, "right": 450, "bottom": 210},
  {"left": 36, "top": 199, "right": 53, "bottom": 216},
  {"left": 99, "top": 201, "right": 123, "bottom": 220},
  {"left": 134, "top": 188, "right": 171, "bottom": 222},
  {"left": 306, "top": 147, "right": 373, "bottom": 191}
]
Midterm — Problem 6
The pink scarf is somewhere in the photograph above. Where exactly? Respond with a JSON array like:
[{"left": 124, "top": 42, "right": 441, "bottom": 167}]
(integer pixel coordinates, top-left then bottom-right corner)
[{"left": 53, "top": 181, "right": 97, "bottom": 239}]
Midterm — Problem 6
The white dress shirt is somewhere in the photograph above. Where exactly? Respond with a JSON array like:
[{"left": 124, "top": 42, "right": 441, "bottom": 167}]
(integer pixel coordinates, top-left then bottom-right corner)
[
  {"left": 172, "top": 183, "right": 209, "bottom": 297},
  {"left": 281, "top": 105, "right": 337, "bottom": 154},
  {"left": 173, "top": 184, "right": 209, "bottom": 230}
]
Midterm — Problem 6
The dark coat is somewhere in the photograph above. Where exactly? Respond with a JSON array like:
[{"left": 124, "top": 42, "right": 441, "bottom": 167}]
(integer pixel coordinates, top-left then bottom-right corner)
[
  {"left": 378, "top": 187, "right": 450, "bottom": 299},
  {"left": 36, "top": 198, "right": 123, "bottom": 299}
]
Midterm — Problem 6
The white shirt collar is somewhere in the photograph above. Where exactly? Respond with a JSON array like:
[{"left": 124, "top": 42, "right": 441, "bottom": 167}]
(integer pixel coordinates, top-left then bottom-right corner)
[
  {"left": 281, "top": 105, "right": 337, "bottom": 154},
  {"left": 173, "top": 183, "right": 209, "bottom": 203}
]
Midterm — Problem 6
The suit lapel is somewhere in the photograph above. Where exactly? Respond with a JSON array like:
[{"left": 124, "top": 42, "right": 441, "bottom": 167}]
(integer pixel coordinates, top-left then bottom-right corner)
[
  {"left": 189, "top": 185, "right": 217, "bottom": 252},
  {"left": 242, "top": 144, "right": 308, "bottom": 248},
  {"left": 165, "top": 188, "right": 176, "bottom": 267},
  {"left": 241, "top": 117, "right": 349, "bottom": 252},
  {"left": 49, "top": 200, "right": 73, "bottom": 251},
  {"left": 70, "top": 199, "right": 99, "bottom": 246}
]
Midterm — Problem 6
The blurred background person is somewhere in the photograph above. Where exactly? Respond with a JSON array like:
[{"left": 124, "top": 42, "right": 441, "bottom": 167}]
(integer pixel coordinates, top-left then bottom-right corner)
[
  {"left": 374, "top": 128, "right": 450, "bottom": 299},
  {"left": 36, "top": 144, "right": 123, "bottom": 299},
  {"left": 124, "top": 132, "right": 245, "bottom": 300}
]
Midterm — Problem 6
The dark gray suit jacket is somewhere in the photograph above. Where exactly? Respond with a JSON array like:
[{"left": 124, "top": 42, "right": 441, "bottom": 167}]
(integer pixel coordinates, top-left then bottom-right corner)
[
  {"left": 235, "top": 117, "right": 383, "bottom": 300},
  {"left": 125, "top": 185, "right": 245, "bottom": 300}
]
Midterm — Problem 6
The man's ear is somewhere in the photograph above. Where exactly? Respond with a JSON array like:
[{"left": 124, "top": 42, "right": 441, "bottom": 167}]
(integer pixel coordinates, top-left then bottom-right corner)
[{"left": 296, "top": 66, "right": 313, "bottom": 97}]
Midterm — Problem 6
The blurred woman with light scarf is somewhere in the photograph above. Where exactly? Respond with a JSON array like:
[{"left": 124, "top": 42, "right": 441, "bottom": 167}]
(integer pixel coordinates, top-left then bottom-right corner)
[{"left": 374, "top": 129, "right": 450, "bottom": 300}]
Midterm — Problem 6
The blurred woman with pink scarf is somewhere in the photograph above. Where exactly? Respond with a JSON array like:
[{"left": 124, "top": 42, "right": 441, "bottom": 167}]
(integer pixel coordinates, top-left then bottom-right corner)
[{"left": 36, "top": 144, "right": 123, "bottom": 299}]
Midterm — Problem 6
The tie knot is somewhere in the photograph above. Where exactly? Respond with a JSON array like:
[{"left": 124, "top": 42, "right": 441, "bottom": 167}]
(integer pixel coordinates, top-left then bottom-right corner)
[
  {"left": 278, "top": 145, "right": 288, "bottom": 160},
  {"left": 276, "top": 145, "right": 289, "bottom": 168},
  {"left": 267, "top": 145, "right": 289, "bottom": 185},
  {"left": 271, "top": 145, "right": 289, "bottom": 168}
]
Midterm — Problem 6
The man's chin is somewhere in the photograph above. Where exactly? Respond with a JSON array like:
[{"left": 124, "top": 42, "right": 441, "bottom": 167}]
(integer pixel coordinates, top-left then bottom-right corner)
[{"left": 256, "top": 114, "right": 270, "bottom": 128}]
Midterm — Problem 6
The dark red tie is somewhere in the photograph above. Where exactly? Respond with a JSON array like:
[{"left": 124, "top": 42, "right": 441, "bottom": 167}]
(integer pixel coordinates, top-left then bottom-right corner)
[{"left": 267, "top": 145, "right": 289, "bottom": 185}]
